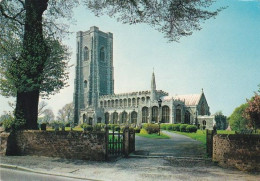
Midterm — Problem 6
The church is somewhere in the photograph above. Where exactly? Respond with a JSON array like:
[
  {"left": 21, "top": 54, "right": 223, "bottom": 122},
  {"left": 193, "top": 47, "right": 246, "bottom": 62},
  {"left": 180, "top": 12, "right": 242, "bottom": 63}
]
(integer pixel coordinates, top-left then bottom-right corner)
[{"left": 73, "top": 26, "right": 215, "bottom": 129}]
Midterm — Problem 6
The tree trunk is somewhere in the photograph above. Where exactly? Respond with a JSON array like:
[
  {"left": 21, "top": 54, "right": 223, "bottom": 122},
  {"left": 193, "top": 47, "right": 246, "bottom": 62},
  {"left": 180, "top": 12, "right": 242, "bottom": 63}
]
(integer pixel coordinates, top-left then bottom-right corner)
[
  {"left": 15, "top": 0, "right": 49, "bottom": 129},
  {"left": 15, "top": 90, "right": 40, "bottom": 129}
]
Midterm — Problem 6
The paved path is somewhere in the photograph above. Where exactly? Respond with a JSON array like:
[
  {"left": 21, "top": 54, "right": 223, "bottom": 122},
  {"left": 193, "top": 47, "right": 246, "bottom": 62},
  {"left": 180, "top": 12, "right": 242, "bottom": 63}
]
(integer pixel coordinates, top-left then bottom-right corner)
[{"left": 134, "top": 131, "right": 206, "bottom": 157}]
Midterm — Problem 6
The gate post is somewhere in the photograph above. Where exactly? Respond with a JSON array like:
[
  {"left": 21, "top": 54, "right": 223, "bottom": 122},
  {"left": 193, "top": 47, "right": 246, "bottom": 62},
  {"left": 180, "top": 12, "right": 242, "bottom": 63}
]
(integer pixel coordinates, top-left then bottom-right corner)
[
  {"left": 206, "top": 127, "right": 217, "bottom": 158},
  {"left": 105, "top": 126, "right": 109, "bottom": 161},
  {"left": 123, "top": 126, "right": 130, "bottom": 157}
]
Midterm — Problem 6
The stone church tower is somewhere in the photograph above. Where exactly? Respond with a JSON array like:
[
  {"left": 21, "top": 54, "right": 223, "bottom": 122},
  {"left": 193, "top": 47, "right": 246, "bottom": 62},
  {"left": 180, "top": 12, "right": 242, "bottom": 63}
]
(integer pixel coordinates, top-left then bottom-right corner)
[{"left": 73, "top": 26, "right": 114, "bottom": 124}]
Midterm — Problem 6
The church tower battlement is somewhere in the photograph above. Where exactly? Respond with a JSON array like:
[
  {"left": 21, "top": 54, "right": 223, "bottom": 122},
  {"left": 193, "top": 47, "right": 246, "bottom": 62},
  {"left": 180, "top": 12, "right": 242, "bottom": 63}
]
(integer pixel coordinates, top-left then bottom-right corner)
[{"left": 73, "top": 26, "right": 114, "bottom": 124}]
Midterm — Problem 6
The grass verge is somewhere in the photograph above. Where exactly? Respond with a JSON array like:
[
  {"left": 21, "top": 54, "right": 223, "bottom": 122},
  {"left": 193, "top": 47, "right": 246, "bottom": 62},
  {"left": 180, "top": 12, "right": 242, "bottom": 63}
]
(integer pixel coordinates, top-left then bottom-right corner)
[{"left": 170, "top": 130, "right": 207, "bottom": 145}]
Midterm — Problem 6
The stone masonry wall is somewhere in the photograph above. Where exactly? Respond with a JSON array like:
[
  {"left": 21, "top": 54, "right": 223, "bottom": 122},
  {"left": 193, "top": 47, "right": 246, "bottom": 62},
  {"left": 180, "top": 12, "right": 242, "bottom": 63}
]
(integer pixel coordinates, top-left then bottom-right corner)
[
  {"left": 0, "top": 130, "right": 107, "bottom": 161},
  {"left": 213, "top": 134, "right": 260, "bottom": 172}
]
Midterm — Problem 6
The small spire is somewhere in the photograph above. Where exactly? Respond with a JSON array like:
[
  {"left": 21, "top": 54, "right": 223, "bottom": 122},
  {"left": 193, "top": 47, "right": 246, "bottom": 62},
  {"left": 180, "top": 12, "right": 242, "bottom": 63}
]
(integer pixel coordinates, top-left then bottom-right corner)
[{"left": 202, "top": 88, "right": 204, "bottom": 93}]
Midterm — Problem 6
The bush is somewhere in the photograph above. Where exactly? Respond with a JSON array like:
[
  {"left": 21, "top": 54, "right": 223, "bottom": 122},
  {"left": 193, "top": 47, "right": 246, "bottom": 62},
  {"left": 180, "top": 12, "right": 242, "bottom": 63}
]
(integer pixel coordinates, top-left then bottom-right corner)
[
  {"left": 160, "top": 124, "right": 167, "bottom": 130},
  {"left": 140, "top": 129, "right": 148, "bottom": 134},
  {"left": 174, "top": 124, "right": 181, "bottom": 131},
  {"left": 180, "top": 124, "right": 189, "bottom": 132},
  {"left": 166, "top": 124, "right": 174, "bottom": 131},
  {"left": 144, "top": 123, "right": 159, "bottom": 134},
  {"left": 114, "top": 126, "right": 120, "bottom": 131},
  {"left": 134, "top": 127, "right": 141, "bottom": 133},
  {"left": 84, "top": 125, "right": 93, "bottom": 131},
  {"left": 186, "top": 125, "right": 197, "bottom": 133},
  {"left": 2, "top": 114, "right": 25, "bottom": 132},
  {"left": 65, "top": 122, "right": 70, "bottom": 127},
  {"left": 93, "top": 124, "right": 102, "bottom": 131}
]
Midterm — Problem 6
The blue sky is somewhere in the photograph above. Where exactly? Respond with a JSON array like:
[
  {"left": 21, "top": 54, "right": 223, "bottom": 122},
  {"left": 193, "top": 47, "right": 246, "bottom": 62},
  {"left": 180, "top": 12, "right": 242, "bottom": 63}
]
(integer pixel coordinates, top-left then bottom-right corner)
[{"left": 0, "top": 0, "right": 259, "bottom": 117}]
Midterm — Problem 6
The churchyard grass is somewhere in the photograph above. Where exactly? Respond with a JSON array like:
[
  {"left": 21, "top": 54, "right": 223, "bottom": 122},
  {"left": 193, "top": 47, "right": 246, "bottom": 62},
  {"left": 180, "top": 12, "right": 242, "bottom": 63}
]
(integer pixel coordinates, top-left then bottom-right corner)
[
  {"left": 171, "top": 130, "right": 207, "bottom": 145},
  {"left": 217, "top": 130, "right": 235, "bottom": 134}
]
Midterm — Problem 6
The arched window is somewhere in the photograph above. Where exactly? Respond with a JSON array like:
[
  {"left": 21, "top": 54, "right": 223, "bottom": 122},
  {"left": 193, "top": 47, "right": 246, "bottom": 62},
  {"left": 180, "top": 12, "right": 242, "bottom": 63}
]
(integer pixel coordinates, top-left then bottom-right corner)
[
  {"left": 115, "top": 99, "right": 118, "bottom": 107},
  {"left": 152, "top": 106, "right": 159, "bottom": 123},
  {"left": 202, "top": 120, "right": 206, "bottom": 130},
  {"left": 83, "top": 114, "right": 87, "bottom": 123},
  {"left": 97, "top": 117, "right": 102, "bottom": 123},
  {"left": 84, "top": 80, "right": 87, "bottom": 88},
  {"left": 104, "top": 101, "right": 107, "bottom": 108},
  {"left": 84, "top": 46, "right": 89, "bottom": 61},
  {"left": 100, "top": 47, "right": 105, "bottom": 61},
  {"left": 107, "top": 100, "right": 111, "bottom": 107},
  {"left": 185, "top": 111, "right": 191, "bottom": 124},
  {"left": 132, "top": 98, "right": 136, "bottom": 107},
  {"left": 111, "top": 100, "right": 114, "bottom": 107},
  {"left": 176, "top": 107, "right": 181, "bottom": 123},
  {"left": 100, "top": 101, "right": 103, "bottom": 108},
  {"left": 162, "top": 106, "right": 170, "bottom": 123},
  {"left": 119, "top": 99, "right": 123, "bottom": 107},
  {"left": 112, "top": 112, "right": 118, "bottom": 124},
  {"left": 88, "top": 117, "right": 93, "bottom": 125},
  {"left": 137, "top": 97, "right": 140, "bottom": 105},
  {"left": 105, "top": 112, "right": 109, "bottom": 124},
  {"left": 131, "top": 111, "right": 137, "bottom": 124},
  {"left": 142, "top": 107, "right": 148, "bottom": 123},
  {"left": 123, "top": 99, "right": 127, "bottom": 107},
  {"left": 128, "top": 98, "right": 131, "bottom": 107},
  {"left": 121, "top": 111, "right": 127, "bottom": 124}
]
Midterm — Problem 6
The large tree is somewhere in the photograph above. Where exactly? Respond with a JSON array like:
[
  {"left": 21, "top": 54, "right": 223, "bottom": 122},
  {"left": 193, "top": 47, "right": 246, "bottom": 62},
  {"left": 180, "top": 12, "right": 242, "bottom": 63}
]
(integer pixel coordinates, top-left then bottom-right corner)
[
  {"left": 57, "top": 103, "right": 74, "bottom": 124},
  {"left": 243, "top": 94, "right": 260, "bottom": 133},
  {"left": 228, "top": 103, "right": 249, "bottom": 131},
  {"left": 0, "top": 0, "right": 220, "bottom": 129}
]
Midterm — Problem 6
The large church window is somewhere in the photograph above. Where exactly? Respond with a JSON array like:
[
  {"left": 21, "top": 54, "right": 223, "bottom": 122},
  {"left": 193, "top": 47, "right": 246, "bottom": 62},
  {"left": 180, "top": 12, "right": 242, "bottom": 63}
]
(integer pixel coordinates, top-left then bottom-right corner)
[
  {"left": 121, "top": 111, "right": 127, "bottom": 124},
  {"left": 185, "top": 111, "right": 191, "bottom": 124},
  {"left": 176, "top": 107, "right": 181, "bottom": 123},
  {"left": 100, "top": 47, "right": 105, "bottom": 61},
  {"left": 97, "top": 117, "right": 102, "bottom": 123},
  {"left": 152, "top": 106, "right": 159, "bottom": 123},
  {"left": 84, "top": 46, "right": 89, "bottom": 61},
  {"left": 162, "top": 106, "right": 170, "bottom": 123},
  {"left": 142, "top": 107, "right": 148, "bottom": 123},
  {"left": 200, "top": 102, "right": 206, "bottom": 115},
  {"left": 112, "top": 112, "right": 118, "bottom": 124},
  {"left": 131, "top": 111, "right": 137, "bottom": 124},
  {"left": 105, "top": 112, "right": 109, "bottom": 124}
]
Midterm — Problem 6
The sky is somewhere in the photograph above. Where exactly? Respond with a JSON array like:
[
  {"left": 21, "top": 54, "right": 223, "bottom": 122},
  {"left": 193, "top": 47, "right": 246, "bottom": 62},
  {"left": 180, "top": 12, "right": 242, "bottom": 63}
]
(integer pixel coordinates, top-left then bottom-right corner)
[{"left": 0, "top": 0, "right": 260, "bottom": 117}]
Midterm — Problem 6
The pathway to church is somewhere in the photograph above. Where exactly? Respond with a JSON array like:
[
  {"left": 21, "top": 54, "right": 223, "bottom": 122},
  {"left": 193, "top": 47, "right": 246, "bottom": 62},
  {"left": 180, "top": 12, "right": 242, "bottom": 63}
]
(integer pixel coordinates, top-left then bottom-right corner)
[{"left": 134, "top": 131, "right": 206, "bottom": 158}]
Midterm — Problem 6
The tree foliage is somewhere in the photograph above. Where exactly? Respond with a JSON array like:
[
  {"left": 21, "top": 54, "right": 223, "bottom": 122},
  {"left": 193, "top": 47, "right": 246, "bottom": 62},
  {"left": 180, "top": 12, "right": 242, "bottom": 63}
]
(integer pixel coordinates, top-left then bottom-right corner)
[
  {"left": 228, "top": 103, "right": 249, "bottom": 131},
  {"left": 39, "top": 108, "right": 55, "bottom": 123},
  {"left": 243, "top": 94, "right": 260, "bottom": 132},
  {"left": 85, "top": 0, "right": 221, "bottom": 42}
]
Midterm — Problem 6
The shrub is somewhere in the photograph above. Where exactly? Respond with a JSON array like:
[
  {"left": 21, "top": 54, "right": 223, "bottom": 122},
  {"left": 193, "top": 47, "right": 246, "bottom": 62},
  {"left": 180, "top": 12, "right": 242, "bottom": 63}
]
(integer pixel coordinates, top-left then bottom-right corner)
[
  {"left": 160, "top": 124, "right": 167, "bottom": 130},
  {"left": 180, "top": 124, "right": 189, "bottom": 132},
  {"left": 114, "top": 126, "right": 120, "bottom": 131},
  {"left": 174, "top": 124, "right": 181, "bottom": 131},
  {"left": 93, "top": 124, "right": 102, "bottom": 131},
  {"left": 144, "top": 123, "right": 159, "bottom": 134},
  {"left": 166, "top": 124, "right": 174, "bottom": 131},
  {"left": 2, "top": 114, "right": 25, "bottom": 132},
  {"left": 140, "top": 128, "right": 148, "bottom": 134},
  {"left": 84, "top": 125, "right": 93, "bottom": 131},
  {"left": 186, "top": 125, "right": 197, "bottom": 133},
  {"left": 142, "top": 123, "right": 148, "bottom": 129},
  {"left": 134, "top": 127, "right": 141, "bottom": 133},
  {"left": 65, "top": 122, "right": 70, "bottom": 127}
]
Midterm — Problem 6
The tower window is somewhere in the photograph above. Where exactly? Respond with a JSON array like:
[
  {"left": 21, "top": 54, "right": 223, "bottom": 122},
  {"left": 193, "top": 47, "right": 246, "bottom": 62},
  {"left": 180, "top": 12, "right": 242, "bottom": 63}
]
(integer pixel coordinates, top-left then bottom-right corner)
[
  {"left": 84, "top": 80, "right": 87, "bottom": 88},
  {"left": 100, "top": 47, "right": 105, "bottom": 61},
  {"left": 84, "top": 46, "right": 89, "bottom": 61}
]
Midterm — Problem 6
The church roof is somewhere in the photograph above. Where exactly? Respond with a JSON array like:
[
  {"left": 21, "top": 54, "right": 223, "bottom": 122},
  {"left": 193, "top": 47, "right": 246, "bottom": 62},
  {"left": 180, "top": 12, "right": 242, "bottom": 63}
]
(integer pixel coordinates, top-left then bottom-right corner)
[{"left": 162, "top": 93, "right": 202, "bottom": 106}]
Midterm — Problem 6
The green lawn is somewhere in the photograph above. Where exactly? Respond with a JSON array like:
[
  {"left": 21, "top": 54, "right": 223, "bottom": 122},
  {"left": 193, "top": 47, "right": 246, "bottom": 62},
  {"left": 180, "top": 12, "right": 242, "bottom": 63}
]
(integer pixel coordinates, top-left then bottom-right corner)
[
  {"left": 217, "top": 130, "right": 235, "bottom": 134},
  {"left": 171, "top": 130, "right": 207, "bottom": 145},
  {"left": 136, "top": 132, "right": 170, "bottom": 139},
  {"left": 46, "top": 127, "right": 83, "bottom": 131}
]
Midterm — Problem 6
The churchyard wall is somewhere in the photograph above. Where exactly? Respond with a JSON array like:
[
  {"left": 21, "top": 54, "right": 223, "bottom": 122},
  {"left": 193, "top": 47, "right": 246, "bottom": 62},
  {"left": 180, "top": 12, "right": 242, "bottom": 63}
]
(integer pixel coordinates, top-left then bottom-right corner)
[
  {"left": 212, "top": 134, "right": 260, "bottom": 172},
  {"left": 0, "top": 130, "right": 107, "bottom": 161}
]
